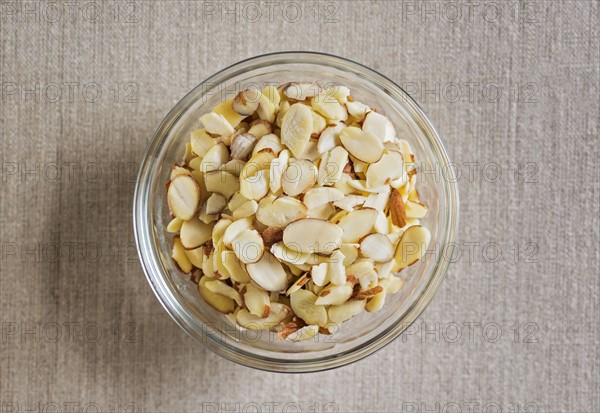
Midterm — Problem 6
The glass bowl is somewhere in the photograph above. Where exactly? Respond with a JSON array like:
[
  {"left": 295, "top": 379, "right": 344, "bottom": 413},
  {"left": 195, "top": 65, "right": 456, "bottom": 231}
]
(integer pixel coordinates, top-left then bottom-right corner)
[{"left": 133, "top": 52, "right": 459, "bottom": 372}]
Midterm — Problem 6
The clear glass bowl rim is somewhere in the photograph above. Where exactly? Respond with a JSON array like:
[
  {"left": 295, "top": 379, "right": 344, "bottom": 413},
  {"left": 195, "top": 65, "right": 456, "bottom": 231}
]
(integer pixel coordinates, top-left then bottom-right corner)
[{"left": 133, "top": 51, "right": 459, "bottom": 373}]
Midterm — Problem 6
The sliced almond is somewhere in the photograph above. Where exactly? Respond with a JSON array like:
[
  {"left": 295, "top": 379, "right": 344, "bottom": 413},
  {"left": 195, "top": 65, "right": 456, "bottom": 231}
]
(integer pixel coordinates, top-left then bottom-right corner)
[
  {"left": 333, "top": 195, "right": 367, "bottom": 211},
  {"left": 190, "top": 129, "right": 216, "bottom": 157},
  {"left": 200, "top": 142, "right": 230, "bottom": 173},
  {"left": 236, "top": 302, "right": 290, "bottom": 330},
  {"left": 205, "top": 279, "right": 242, "bottom": 306},
  {"left": 242, "top": 149, "right": 275, "bottom": 179},
  {"left": 230, "top": 133, "right": 257, "bottom": 161},
  {"left": 232, "top": 228, "right": 264, "bottom": 264},
  {"left": 221, "top": 217, "right": 253, "bottom": 247},
  {"left": 353, "top": 285, "right": 384, "bottom": 300},
  {"left": 339, "top": 127, "right": 384, "bottom": 163},
  {"left": 257, "top": 93, "right": 277, "bottom": 123},
  {"left": 166, "top": 217, "right": 183, "bottom": 233},
  {"left": 385, "top": 276, "right": 405, "bottom": 294},
  {"left": 247, "top": 120, "right": 273, "bottom": 139},
  {"left": 270, "top": 241, "right": 312, "bottom": 265},
  {"left": 311, "top": 110, "right": 327, "bottom": 137},
  {"left": 303, "top": 187, "right": 345, "bottom": 210},
  {"left": 345, "top": 101, "right": 370, "bottom": 121},
  {"left": 228, "top": 191, "right": 249, "bottom": 212},
  {"left": 347, "top": 179, "right": 390, "bottom": 194},
  {"left": 180, "top": 216, "right": 214, "bottom": 249},
  {"left": 312, "top": 89, "right": 348, "bottom": 122},
  {"left": 252, "top": 133, "right": 283, "bottom": 156},
  {"left": 222, "top": 250, "right": 251, "bottom": 283},
  {"left": 198, "top": 276, "right": 235, "bottom": 313},
  {"left": 298, "top": 139, "right": 321, "bottom": 162},
  {"left": 240, "top": 168, "right": 270, "bottom": 200},
  {"left": 243, "top": 284, "right": 271, "bottom": 318},
  {"left": 212, "top": 99, "right": 247, "bottom": 128},
  {"left": 286, "top": 273, "right": 310, "bottom": 296},
  {"left": 317, "top": 123, "right": 345, "bottom": 154},
  {"left": 376, "top": 259, "right": 395, "bottom": 279},
  {"left": 220, "top": 159, "right": 245, "bottom": 176},
  {"left": 290, "top": 289, "right": 328, "bottom": 327},
  {"left": 261, "top": 226, "right": 283, "bottom": 247},
  {"left": 318, "top": 146, "right": 348, "bottom": 186},
  {"left": 204, "top": 170, "right": 239, "bottom": 199},
  {"left": 328, "top": 249, "right": 347, "bottom": 285},
  {"left": 315, "top": 282, "right": 354, "bottom": 306},
  {"left": 338, "top": 208, "right": 378, "bottom": 243},
  {"left": 172, "top": 237, "right": 193, "bottom": 273},
  {"left": 202, "top": 249, "right": 215, "bottom": 277},
  {"left": 167, "top": 175, "right": 200, "bottom": 220},
  {"left": 269, "top": 149, "right": 290, "bottom": 194},
  {"left": 188, "top": 156, "right": 202, "bottom": 171},
  {"left": 366, "top": 150, "right": 405, "bottom": 188},
  {"left": 328, "top": 299, "right": 365, "bottom": 324},
  {"left": 365, "top": 290, "right": 386, "bottom": 312},
  {"left": 357, "top": 269, "right": 378, "bottom": 291},
  {"left": 307, "top": 202, "right": 335, "bottom": 220},
  {"left": 205, "top": 193, "right": 226, "bottom": 215},
  {"left": 359, "top": 233, "right": 394, "bottom": 262},
  {"left": 283, "top": 219, "right": 343, "bottom": 255},
  {"left": 212, "top": 218, "right": 232, "bottom": 245},
  {"left": 246, "top": 251, "right": 288, "bottom": 292},
  {"left": 262, "top": 85, "right": 281, "bottom": 108},
  {"left": 346, "top": 259, "right": 375, "bottom": 279},
  {"left": 311, "top": 263, "right": 329, "bottom": 286},
  {"left": 256, "top": 195, "right": 307, "bottom": 228},
  {"left": 281, "top": 103, "right": 313, "bottom": 158},
  {"left": 389, "top": 189, "right": 407, "bottom": 228},
  {"left": 232, "top": 199, "right": 258, "bottom": 220},
  {"left": 283, "top": 82, "right": 322, "bottom": 101},
  {"left": 339, "top": 244, "right": 359, "bottom": 266},
  {"left": 282, "top": 158, "right": 318, "bottom": 196},
  {"left": 362, "top": 111, "right": 396, "bottom": 143},
  {"left": 185, "top": 246, "right": 204, "bottom": 268},
  {"left": 405, "top": 200, "right": 429, "bottom": 219},
  {"left": 364, "top": 192, "right": 390, "bottom": 211},
  {"left": 232, "top": 88, "right": 261, "bottom": 116},
  {"left": 199, "top": 112, "right": 235, "bottom": 137},
  {"left": 275, "top": 99, "right": 290, "bottom": 128},
  {"left": 285, "top": 325, "right": 319, "bottom": 342},
  {"left": 394, "top": 225, "right": 431, "bottom": 270}
]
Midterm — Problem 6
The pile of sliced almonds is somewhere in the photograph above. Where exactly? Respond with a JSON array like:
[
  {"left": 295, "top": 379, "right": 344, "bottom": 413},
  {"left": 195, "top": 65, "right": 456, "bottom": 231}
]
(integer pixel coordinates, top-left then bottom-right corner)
[{"left": 166, "top": 82, "right": 431, "bottom": 342}]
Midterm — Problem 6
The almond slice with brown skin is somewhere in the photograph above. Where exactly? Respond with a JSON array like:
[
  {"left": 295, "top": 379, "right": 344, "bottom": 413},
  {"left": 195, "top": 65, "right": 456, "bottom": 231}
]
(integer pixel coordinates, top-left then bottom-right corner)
[
  {"left": 281, "top": 103, "right": 313, "bottom": 158},
  {"left": 231, "top": 228, "right": 264, "bottom": 264},
  {"left": 172, "top": 237, "right": 193, "bottom": 273},
  {"left": 205, "top": 279, "right": 242, "bottom": 306},
  {"left": 405, "top": 200, "right": 429, "bottom": 219},
  {"left": 243, "top": 284, "right": 271, "bottom": 318},
  {"left": 362, "top": 111, "right": 396, "bottom": 143},
  {"left": 328, "top": 299, "right": 365, "bottom": 324},
  {"left": 284, "top": 325, "right": 319, "bottom": 342},
  {"left": 256, "top": 195, "right": 307, "bottom": 228},
  {"left": 232, "top": 88, "right": 261, "bottom": 116},
  {"left": 339, "top": 127, "right": 384, "bottom": 163},
  {"left": 394, "top": 225, "right": 431, "bottom": 270},
  {"left": 365, "top": 150, "right": 405, "bottom": 188},
  {"left": 389, "top": 189, "right": 407, "bottom": 228},
  {"left": 167, "top": 175, "right": 200, "bottom": 220},
  {"left": 246, "top": 251, "right": 288, "bottom": 292},
  {"left": 359, "top": 233, "right": 395, "bottom": 262},
  {"left": 283, "top": 218, "right": 343, "bottom": 255},
  {"left": 315, "top": 282, "right": 354, "bottom": 306},
  {"left": 199, "top": 112, "right": 235, "bottom": 136},
  {"left": 290, "top": 289, "right": 328, "bottom": 327},
  {"left": 236, "top": 302, "right": 291, "bottom": 330},
  {"left": 180, "top": 216, "right": 214, "bottom": 249},
  {"left": 283, "top": 82, "right": 322, "bottom": 101},
  {"left": 198, "top": 276, "right": 235, "bottom": 313},
  {"left": 338, "top": 208, "right": 378, "bottom": 243},
  {"left": 303, "top": 187, "right": 345, "bottom": 210}
]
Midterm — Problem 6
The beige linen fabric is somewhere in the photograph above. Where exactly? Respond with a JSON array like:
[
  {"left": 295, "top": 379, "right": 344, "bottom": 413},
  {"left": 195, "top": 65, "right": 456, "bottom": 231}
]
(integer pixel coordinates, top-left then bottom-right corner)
[{"left": 1, "top": 1, "right": 598, "bottom": 412}]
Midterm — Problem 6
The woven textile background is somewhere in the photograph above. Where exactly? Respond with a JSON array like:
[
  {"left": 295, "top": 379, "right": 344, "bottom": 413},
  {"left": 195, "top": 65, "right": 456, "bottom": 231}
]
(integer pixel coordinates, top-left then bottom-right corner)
[{"left": 1, "top": 1, "right": 598, "bottom": 412}]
